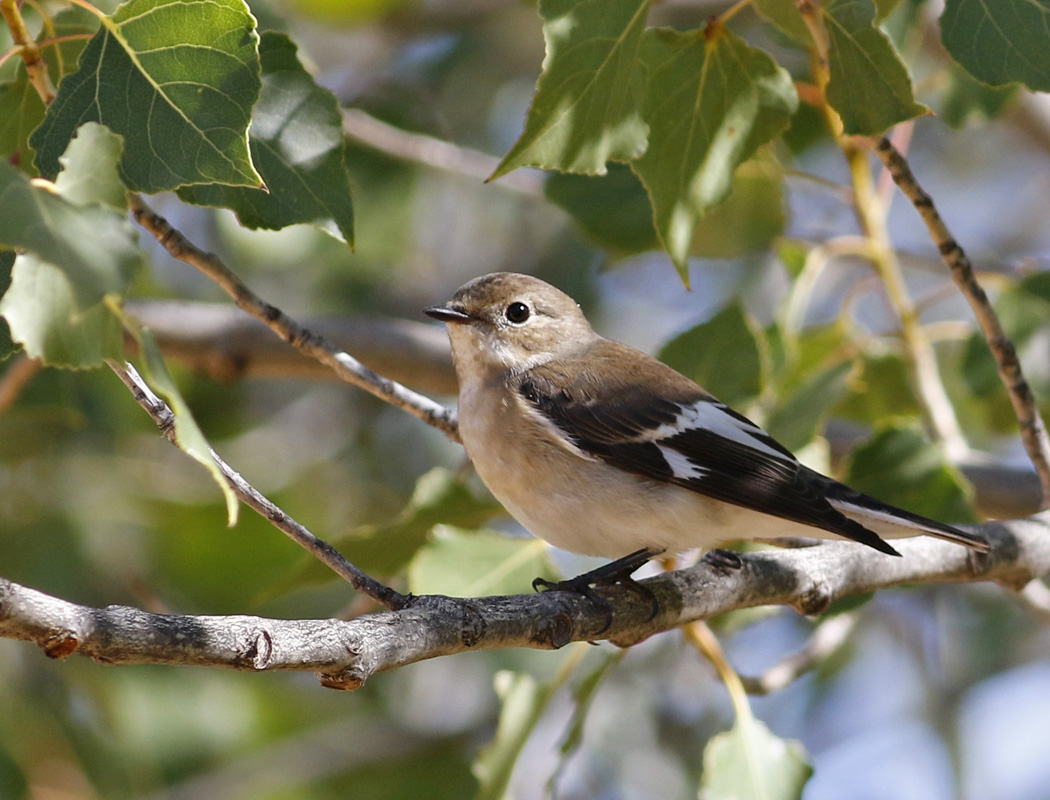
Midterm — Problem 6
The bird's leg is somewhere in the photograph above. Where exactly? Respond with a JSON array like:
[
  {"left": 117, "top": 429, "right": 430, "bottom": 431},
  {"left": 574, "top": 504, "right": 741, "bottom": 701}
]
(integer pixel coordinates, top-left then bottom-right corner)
[{"left": 533, "top": 548, "right": 662, "bottom": 633}]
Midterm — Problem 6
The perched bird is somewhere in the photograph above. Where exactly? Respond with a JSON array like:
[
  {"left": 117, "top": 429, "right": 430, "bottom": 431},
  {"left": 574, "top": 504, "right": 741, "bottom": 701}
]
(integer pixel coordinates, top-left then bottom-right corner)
[{"left": 425, "top": 273, "right": 988, "bottom": 587}]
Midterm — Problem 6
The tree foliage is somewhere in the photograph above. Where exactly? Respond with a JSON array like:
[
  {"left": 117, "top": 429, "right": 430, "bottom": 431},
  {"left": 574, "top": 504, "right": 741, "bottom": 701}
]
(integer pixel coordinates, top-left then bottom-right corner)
[{"left": 2, "top": 0, "right": 1050, "bottom": 797}]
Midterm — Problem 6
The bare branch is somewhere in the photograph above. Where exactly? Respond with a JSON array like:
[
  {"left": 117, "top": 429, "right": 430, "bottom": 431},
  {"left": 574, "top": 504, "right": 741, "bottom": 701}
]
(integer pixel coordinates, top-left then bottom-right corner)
[
  {"left": 738, "top": 612, "right": 858, "bottom": 695},
  {"left": 3, "top": 514, "right": 1047, "bottom": 689},
  {"left": 871, "top": 136, "right": 1050, "bottom": 507},
  {"left": 107, "top": 360, "right": 409, "bottom": 611},
  {"left": 127, "top": 300, "right": 457, "bottom": 396},
  {"left": 342, "top": 108, "right": 545, "bottom": 195},
  {"left": 128, "top": 195, "right": 460, "bottom": 441}
]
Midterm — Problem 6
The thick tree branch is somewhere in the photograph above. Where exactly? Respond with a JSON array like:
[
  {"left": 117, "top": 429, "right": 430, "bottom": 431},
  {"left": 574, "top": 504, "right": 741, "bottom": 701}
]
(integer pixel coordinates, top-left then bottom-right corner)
[
  {"left": 3, "top": 514, "right": 1048, "bottom": 689},
  {"left": 128, "top": 195, "right": 460, "bottom": 441},
  {"left": 871, "top": 136, "right": 1050, "bottom": 507}
]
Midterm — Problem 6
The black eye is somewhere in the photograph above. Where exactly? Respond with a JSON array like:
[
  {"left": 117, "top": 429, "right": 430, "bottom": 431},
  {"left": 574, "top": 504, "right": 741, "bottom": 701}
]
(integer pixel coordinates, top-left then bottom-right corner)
[{"left": 505, "top": 301, "right": 530, "bottom": 323}]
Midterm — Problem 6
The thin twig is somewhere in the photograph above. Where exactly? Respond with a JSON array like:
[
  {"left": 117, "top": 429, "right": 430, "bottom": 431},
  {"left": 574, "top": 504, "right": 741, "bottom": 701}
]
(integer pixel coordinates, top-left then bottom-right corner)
[
  {"left": 127, "top": 195, "right": 460, "bottom": 441},
  {"left": 0, "top": 0, "right": 56, "bottom": 104},
  {"left": 107, "top": 359, "right": 410, "bottom": 610},
  {"left": 738, "top": 612, "right": 858, "bottom": 695},
  {"left": 871, "top": 136, "right": 1050, "bottom": 508},
  {"left": 0, "top": 354, "right": 41, "bottom": 414},
  {"left": 342, "top": 108, "right": 545, "bottom": 196}
]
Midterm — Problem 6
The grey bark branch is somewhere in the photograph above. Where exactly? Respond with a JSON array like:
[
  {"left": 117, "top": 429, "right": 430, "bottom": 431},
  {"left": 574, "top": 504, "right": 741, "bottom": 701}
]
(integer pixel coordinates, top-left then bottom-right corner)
[
  {"left": 127, "top": 300, "right": 458, "bottom": 396},
  {"left": 3, "top": 513, "right": 1048, "bottom": 690}
]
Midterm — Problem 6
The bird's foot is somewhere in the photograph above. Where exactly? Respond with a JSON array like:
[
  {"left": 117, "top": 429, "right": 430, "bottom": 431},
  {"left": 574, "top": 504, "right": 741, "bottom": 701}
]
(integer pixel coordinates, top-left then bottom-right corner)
[
  {"left": 702, "top": 548, "right": 745, "bottom": 573},
  {"left": 533, "top": 548, "right": 662, "bottom": 634}
]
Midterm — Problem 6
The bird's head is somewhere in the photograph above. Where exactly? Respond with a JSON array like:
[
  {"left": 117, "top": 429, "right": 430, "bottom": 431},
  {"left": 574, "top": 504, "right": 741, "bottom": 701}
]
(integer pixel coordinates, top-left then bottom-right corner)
[{"left": 425, "top": 273, "right": 593, "bottom": 375}]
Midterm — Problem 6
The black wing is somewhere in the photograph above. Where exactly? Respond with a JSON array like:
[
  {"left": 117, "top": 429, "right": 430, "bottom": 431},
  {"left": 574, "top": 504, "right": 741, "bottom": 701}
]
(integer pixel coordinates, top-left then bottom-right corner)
[{"left": 519, "top": 353, "right": 900, "bottom": 555}]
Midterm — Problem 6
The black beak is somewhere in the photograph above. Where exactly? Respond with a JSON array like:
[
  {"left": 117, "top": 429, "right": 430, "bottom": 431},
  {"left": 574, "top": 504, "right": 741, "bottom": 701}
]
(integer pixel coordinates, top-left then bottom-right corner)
[{"left": 424, "top": 304, "right": 472, "bottom": 323}]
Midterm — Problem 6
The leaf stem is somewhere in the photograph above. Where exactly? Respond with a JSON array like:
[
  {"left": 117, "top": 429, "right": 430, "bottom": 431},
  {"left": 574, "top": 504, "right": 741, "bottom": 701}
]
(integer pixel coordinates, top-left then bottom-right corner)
[
  {"left": 0, "top": 0, "right": 55, "bottom": 104},
  {"left": 683, "top": 621, "right": 752, "bottom": 722}
]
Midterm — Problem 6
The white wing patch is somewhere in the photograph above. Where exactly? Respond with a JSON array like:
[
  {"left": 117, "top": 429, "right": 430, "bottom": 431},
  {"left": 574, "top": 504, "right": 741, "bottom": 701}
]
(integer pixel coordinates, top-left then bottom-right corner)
[
  {"left": 657, "top": 445, "right": 709, "bottom": 481},
  {"left": 635, "top": 400, "right": 794, "bottom": 464}
]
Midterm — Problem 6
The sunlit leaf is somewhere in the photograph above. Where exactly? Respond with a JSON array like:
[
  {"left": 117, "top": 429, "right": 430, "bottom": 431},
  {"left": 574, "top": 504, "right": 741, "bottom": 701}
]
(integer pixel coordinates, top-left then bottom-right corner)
[
  {"left": 54, "top": 123, "right": 128, "bottom": 209},
  {"left": 941, "top": 0, "right": 1050, "bottom": 91},
  {"left": 139, "top": 328, "right": 239, "bottom": 524},
  {"left": 32, "top": 0, "right": 262, "bottom": 192},
  {"left": 0, "top": 254, "right": 123, "bottom": 368},
  {"left": 0, "top": 162, "right": 140, "bottom": 308},
  {"left": 491, "top": 0, "right": 649, "bottom": 178},
  {"left": 179, "top": 32, "right": 354, "bottom": 244},
  {"left": 824, "top": 0, "right": 928, "bottom": 135},
  {"left": 688, "top": 156, "right": 786, "bottom": 259},
  {"left": 700, "top": 716, "right": 812, "bottom": 800},
  {"left": 408, "top": 526, "right": 551, "bottom": 597},
  {"left": 632, "top": 25, "right": 797, "bottom": 276},
  {"left": 659, "top": 303, "right": 764, "bottom": 407}
]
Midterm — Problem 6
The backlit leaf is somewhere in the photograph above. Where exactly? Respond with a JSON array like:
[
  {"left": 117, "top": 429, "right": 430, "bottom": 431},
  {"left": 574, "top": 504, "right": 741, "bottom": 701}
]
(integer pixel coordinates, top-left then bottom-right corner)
[
  {"left": 700, "top": 716, "right": 812, "bottom": 800},
  {"left": 32, "top": 0, "right": 262, "bottom": 193},
  {"left": 632, "top": 26, "right": 796, "bottom": 277},
  {"left": 490, "top": 0, "right": 649, "bottom": 178},
  {"left": 179, "top": 32, "right": 354, "bottom": 244}
]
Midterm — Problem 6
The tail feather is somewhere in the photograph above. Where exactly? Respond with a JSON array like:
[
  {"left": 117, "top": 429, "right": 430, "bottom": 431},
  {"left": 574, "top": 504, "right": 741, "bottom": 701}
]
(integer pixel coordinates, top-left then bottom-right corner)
[{"left": 824, "top": 481, "right": 989, "bottom": 553}]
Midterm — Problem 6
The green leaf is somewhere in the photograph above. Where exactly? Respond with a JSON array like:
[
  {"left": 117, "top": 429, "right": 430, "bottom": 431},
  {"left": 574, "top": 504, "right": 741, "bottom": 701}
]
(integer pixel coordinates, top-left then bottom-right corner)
[
  {"left": 0, "top": 7, "right": 97, "bottom": 173},
  {"left": 408, "top": 526, "right": 552, "bottom": 597},
  {"left": 178, "top": 32, "right": 354, "bottom": 244},
  {"left": 32, "top": 0, "right": 262, "bottom": 193},
  {"left": 552, "top": 651, "right": 621, "bottom": 773},
  {"left": 490, "top": 0, "right": 649, "bottom": 178},
  {"left": 0, "top": 255, "right": 123, "bottom": 368},
  {"left": 687, "top": 156, "right": 786, "bottom": 259},
  {"left": 823, "top": 0, "right": 928, "bottom": 135},
  {"left": 700, "top": 716, "right": 812, "bottom": 800},
  {"left": 941, "top": 0, "right": 1050, "bottom": 91},
  {"left": 751, "top": 0, "right": 811, "bottom": 44},
  {"left": 545, "top": 164, "right": 658, "bottom": 255},
  {"left": 139, "top": 328, "right": 239, "bottom": 524},
  {"left": 0, "top": 162, "right": 140, "bottom": 309},
  {"left": 54, "top": 123, "right": 128, "bottom": 209},
  {"left": 336, "top": 468, "right": 505, "bottom": 579},
  {"left": 938, "top": 66, "right": 1018, "bottom": 129},
  {"left": 659, "top": 303, "right": 763, "bottom": 407},
  {"left": 632, "top": 26, "right": 797, "bottom": 277},
  {"left": 473, "top": 671, "right": 558, "bottom": 800},
  {"left": 0, "top": 251, "right": 13, "bottom": 360},
  {"left": 844, "top": 424, "right": 976, "bottom": 524},
  {"left": 765, "top": 360, "right": 852, "bottom": 453},
  {"left": 834, "top": 351, "right": 920, "bottom": 424}
]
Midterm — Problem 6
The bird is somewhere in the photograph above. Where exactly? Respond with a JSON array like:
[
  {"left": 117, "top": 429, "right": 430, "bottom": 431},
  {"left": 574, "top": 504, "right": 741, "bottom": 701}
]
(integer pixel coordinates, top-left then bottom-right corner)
[{"left": 424, "top": 272, "right": 988, "bottom": 595}]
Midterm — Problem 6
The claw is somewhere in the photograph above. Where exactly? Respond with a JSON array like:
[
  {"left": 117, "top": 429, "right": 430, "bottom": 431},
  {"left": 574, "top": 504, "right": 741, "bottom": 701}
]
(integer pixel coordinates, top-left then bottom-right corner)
[{"left": 532, "top": 548, "right": 662, "bottom": 633}]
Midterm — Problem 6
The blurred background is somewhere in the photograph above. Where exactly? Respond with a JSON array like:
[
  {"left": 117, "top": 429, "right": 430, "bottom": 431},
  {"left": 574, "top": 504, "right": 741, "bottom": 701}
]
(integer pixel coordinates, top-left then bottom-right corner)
[{"left": 3, "top": 0, "right": 1050, "bottom": 798}]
